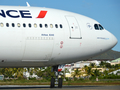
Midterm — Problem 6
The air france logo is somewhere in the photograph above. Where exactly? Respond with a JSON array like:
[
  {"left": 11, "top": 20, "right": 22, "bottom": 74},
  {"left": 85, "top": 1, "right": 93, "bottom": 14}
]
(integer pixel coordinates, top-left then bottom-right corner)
[
  {"left": 37, "top": 11, "right": 47, "bottom": 18},
  {"left": 0, "top": 10, "right": 47, "bottom": 18}
]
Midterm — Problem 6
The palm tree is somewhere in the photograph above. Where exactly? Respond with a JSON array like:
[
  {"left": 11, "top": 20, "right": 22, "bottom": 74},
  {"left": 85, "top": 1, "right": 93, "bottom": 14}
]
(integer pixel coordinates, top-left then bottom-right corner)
[
  {"left": 36, "top": 69, "right": 44, "bottom": 78},
  {"left": 0, "top": 68, "right": 25, "bottom": 79},
  {"left": 90, "top": 63, "right": 96, "bottom": 68},
  {"left": 103, "top": 70, "right": 109, "bottom": 76},
  {"left": 93, "top": 69, "right": 100, "bottom": 77},
  {"left": 115, "top": 64, "right": 119, "bottom": 70},
  {"left": 36, "top": 67, "right": 54, "bottom": 79},
  {"left": 1, "top": 68, "right": 13, "bottom": 78},
  {"left": 105, "top": 63, "right": 112, "bottom": 68},
  {"left": 100, "top": 61, "right": 106, "bottom": 68},
  {"left": 43, "top": 67, "right": 54, "bottom": 78},
  {"left": 72, "top": 68, "right": 81, "bottom": 79},
  {"left": 87, "top": 67, "right": 94, "bottom": 76},
  {"left": 83, "top": 65, "right": 88, "bottom": 71},
  {"left": 13, "top": 68, "right": 24, "bottom": 79},
  {"left": 83, "top": 66, "right": 94, "bottom": 79},
  {"left": 29, "top": 68, "right": 34, "bottom": 76},
  {"left": 0, "top": 68, "right": 5, "bottom": 76}
]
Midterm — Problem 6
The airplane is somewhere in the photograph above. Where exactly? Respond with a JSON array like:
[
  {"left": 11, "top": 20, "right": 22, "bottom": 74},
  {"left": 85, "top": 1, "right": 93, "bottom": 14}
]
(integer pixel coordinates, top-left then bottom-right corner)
[{"left": 0, "top": 3, "right": 118, "bottom": 88}]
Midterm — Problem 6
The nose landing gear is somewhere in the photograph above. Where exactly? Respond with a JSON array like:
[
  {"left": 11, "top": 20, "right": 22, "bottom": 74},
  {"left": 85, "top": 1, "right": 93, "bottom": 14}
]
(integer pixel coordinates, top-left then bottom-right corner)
[{"left": 50, "top": 65, "right": 63, "bottom": 88}]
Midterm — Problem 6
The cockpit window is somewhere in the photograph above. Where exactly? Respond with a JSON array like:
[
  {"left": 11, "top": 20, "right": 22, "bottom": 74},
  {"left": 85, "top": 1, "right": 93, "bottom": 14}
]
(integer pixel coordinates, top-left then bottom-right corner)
[
  {"left": 94, "top": 24, "right": 99, "bottom": 30},
  {"left": 99, "top": 24, "right": 104, "bottom": 30},
  {"left": 94, "top": 24, "right": 104, "bottom": 30}
]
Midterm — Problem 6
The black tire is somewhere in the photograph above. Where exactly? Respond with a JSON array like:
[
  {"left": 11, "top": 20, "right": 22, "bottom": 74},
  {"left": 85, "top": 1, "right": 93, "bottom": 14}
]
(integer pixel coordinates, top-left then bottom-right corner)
[
  {"left": 58, "top": 78, "right": 63, "bottom": 88},
  {"left": 50, "top": 78, "right": 55, "bottom": 88}
]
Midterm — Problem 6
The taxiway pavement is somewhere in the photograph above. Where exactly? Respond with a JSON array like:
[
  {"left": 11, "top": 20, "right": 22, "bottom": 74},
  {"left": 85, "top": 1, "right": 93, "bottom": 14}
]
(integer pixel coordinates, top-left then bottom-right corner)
[{"left": 0, "top": 85, "right": 120, "bottom": 90}]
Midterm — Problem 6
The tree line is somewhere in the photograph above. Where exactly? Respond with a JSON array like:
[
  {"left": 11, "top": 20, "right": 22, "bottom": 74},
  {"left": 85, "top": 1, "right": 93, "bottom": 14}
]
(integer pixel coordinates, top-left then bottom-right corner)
[
  {"left": 0, "top": 61, "right": 120, "bottom": 80},
  {"left": 72, "top": 61, "right": 120, "bottom": 80}
]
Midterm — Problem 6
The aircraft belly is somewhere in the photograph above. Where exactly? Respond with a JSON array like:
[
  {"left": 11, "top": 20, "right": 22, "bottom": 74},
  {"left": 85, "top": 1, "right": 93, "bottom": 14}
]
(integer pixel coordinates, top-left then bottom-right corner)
[{"left": 0, "top": 62, "right": 47, "bottom": 67}]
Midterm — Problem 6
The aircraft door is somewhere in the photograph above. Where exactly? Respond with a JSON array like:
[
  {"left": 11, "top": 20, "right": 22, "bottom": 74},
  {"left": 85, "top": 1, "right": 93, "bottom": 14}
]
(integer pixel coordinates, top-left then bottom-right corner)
[{"left": 65, "top": 16, "right": 81, "bottom": 39}]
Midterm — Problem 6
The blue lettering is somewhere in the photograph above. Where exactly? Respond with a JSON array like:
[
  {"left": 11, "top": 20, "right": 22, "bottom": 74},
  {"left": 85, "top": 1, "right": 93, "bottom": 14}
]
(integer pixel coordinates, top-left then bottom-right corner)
[
  {"left": 6, "top": 10, "right": 20, "bottom": 18},
  {"left": 97, "top": 37, "right": 109, "bottom": 40},
  {"left": 41, "top": 34, "right": 48, "bottom": 36},
  {"left": 19, "top": 10, "right": 32, "bottom": 18},
  {"left": 0, "top": 10, "right": 6, "bottom": 18},
  {"left": 0, "top": 10, "right": 32, "bottom": 18},
  {"left": 49, "top": 34, "right": 54, "bottom": 36}
]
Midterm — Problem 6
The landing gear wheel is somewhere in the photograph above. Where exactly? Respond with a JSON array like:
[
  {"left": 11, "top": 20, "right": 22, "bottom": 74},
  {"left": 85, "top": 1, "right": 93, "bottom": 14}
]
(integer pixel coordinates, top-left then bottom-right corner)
[
  {"left": 50, "top": 65, "right": 63, "bottom": 88},
  {"left": 50, "top": 78, "right": 55, "bottom": 88},
  {"left": 58, "top": 78, "right": 63, "bottom": 88}
]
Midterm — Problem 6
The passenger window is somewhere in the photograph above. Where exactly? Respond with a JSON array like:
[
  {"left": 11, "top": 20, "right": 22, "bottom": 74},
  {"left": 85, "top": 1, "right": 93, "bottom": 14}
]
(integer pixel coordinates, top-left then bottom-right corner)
[
  {"left": 50, "top": 24, "right": 53, "bottom": 28},
  {"left": 28, "top": 23, "right": 32, "bottom": 28},
  {"left": 94, "top": 24, "right": 99, "bottom": 30},
  {"left": 99, "top": 24, "right": 104, "bottom": 30},
  {"left": 6, "top": 23, "right": 9, "bottom": 27},
  {"left": 23, "top": 23, "right": 26, "bottom": 27},
  {"left": 60, "top": 24, "right": 63, "bottom": 28},
  {"left": 45, "top": 24, "right": 48, "bottom": 28},
  {"left": 39, "top": 24, "right": 42, "bottom": 28},
  {"left": 12, "top": 23, "right": 15, "bottom": 27},
  {"left": 34, "top": 23, "right": 37, "bottom": 28},
  {"left": 0, "top": 23, "right": 4, "bottom": 27},
  {"left": 55, "top": 24, "right": 58, "bottom": 28},
  {"left": 17, "top": 23, "right": 20, "bottom": 27}
]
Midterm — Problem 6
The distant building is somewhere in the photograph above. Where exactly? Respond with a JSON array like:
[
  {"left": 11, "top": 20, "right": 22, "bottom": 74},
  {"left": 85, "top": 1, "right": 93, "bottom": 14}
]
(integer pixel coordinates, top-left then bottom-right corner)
[
  {"left": 72, "top": 60, "right": 101, "bottom": 69},
  {"left": 111, "top": 58, "right": 120, "bottom": 65},
  {"left": 92, "top": 68, "right": 107, "bottom": 72},
  {"left": 109, "top": 69, "right": 120, "bottom": 75},
  {"left": 58, "top": 59, "right": 120, "bottom": 78},
  {"left": 0, "top": 75, "right": 4, "bottom": 80}
]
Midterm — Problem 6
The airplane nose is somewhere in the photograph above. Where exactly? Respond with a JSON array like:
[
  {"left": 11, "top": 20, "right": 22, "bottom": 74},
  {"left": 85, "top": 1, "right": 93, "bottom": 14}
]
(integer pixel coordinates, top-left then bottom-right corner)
[
  {"left": 96, "top": 30, "right": 118, "bottom": 52},
  {"left": 111, "top": 34, "right": 118, "bottom": 47}
]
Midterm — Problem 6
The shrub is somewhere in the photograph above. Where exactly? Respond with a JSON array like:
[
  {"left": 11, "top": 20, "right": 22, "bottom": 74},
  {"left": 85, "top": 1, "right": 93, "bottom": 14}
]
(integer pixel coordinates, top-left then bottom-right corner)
[{"left": 29, "top": 77, "right": 36, "bottom": 80}]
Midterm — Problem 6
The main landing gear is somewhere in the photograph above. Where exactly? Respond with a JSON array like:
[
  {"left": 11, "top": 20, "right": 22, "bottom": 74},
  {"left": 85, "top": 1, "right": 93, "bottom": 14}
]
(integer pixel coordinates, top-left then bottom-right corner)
[{"left": 50, "top": 65, "right": 63, "bottom": 88}]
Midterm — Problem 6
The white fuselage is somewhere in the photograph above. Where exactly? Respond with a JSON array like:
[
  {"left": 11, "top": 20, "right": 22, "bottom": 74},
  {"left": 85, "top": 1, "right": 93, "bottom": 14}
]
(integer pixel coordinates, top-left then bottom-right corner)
[{"left": 0, "top": 6, "right": 117, "bottom": 67}]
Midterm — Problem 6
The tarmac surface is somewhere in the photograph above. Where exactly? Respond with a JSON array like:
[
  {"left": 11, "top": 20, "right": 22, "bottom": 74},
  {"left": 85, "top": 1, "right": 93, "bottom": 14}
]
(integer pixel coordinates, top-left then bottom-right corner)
[{"left": 0, "top": 85, "right": 120, "bottom": 90}]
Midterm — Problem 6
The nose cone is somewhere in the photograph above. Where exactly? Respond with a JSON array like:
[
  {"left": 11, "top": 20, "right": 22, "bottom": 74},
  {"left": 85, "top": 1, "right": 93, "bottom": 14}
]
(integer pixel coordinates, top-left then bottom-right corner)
[
  {"left": 111, "top": 34, "right": 118, "bottom": 48},
  {"left": 106, "top": 31, "right": 118, "bottom": 50},
  {"left": 96, "top": 30, "right": 118, "bottom": 52}
]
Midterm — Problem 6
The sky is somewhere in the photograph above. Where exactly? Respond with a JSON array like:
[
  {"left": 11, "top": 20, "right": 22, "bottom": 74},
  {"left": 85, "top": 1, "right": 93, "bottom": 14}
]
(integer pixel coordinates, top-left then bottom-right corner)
[{"left": 0, "top": 0, "right": 120, "bottom": 52}]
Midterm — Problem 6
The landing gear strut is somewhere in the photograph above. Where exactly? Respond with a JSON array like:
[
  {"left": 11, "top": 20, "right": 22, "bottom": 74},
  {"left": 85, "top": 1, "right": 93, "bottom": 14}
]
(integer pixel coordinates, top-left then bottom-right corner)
[{"left": 50, "top": 65, "right": 63, "bottom": 88}]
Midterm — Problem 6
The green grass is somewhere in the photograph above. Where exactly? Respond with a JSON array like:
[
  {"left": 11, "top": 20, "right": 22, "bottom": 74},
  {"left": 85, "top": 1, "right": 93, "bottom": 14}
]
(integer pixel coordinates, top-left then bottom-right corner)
[
  {"left": 0, "top": 79, "right": 50, "bottom": 85},
  {"left": 0, "top": 79, "right": 120, "bottom": 85}
]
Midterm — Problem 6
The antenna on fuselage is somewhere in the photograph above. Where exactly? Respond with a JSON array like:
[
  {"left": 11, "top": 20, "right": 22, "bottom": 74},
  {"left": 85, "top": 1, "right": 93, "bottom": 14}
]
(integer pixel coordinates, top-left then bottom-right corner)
[{"left": 26, "top": 2, "right": 30, "bottom": 7}]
